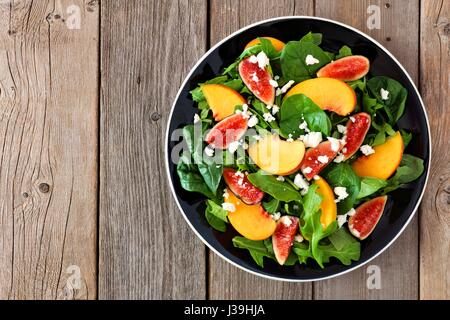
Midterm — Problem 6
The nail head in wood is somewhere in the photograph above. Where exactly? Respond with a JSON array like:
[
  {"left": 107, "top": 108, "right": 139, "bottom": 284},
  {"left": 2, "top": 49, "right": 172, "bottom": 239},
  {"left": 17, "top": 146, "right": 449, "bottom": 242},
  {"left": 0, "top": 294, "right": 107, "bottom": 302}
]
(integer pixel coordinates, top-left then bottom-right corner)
[
  {"left": 151, "top": 112, "right": 161, "bottom": 122},
  {"left": 39, "top": 183, "right": 50, "bottom": 193}
]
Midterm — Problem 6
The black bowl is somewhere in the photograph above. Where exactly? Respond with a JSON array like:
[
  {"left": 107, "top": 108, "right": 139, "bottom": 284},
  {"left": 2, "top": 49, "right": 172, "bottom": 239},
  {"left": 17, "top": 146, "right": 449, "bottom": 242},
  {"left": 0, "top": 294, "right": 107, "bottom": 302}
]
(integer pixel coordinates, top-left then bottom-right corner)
[{"left": 165, "top": 17, "right": 430, "bottom": 281}]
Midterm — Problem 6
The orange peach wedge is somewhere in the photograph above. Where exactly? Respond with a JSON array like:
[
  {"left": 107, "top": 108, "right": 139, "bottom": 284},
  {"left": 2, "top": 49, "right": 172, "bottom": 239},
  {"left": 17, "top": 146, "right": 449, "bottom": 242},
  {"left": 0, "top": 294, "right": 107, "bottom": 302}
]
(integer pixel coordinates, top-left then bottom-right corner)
[
  {"left": 244, "top": 37, "right": 285, "bottom": 51},
  {"left": 201, "top": 84, "right": 246, "bottom": 121},
  {"left": 314, "top": 177, "right": 338, "bottom": 229},
  {"left": 248, "top": 133, "right": 305, "bottom": 176},
  {"left": 224, "top": 189, "right": 276, "bottom": 240},
  {"left": 352, "top": 131, "right": 404, "bottom": 180},
  {"left": 285, "top": 78, "right": 356, "bottom": 116}
]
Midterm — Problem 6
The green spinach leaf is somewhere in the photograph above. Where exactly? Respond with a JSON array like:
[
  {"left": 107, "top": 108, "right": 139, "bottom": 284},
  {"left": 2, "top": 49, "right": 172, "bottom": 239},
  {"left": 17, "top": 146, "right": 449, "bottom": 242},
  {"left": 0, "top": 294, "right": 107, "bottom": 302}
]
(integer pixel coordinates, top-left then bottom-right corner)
[
  {"left": 232, "top": 237, "right": 273, "bottom": 268},
  {"left": 335, "top": 45, "right": 352, "bottom": 59},
  {"left": 382, "top": 154, "right": 424, "bottom": 193},
  {"left": 263, "top": 198, "right": 280, "bottom": 214},
  {"left": 357, "top": 177, "right": 388, "bottom": 199},
  {"left": 247, "top": 171, "right": 302, "bottom": 202}
]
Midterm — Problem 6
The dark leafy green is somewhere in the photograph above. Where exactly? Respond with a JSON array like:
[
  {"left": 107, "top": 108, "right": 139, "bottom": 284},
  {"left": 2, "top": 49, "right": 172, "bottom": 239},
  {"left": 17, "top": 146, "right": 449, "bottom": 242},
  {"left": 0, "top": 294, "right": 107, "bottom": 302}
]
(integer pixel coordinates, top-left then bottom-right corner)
[
  {"left": 382, "top": 154, "right": 424, "bottom": 193},
  {"left": 299, "top": 32, "right": 322, "bottom": 45},
  {"left": 177, "top": 154, "right": 215, "bottom": 198},
  {"left": 357, "top": 177, "right": 388, "bottom": 199},
  {"left": 280, "top": 94, "right": 331, "bottom": 137},
  {"left": 247, "top": 171, "right": 302, "bottom": 202},
  {"left": 205, "top": 200, "right": 228, "bottom": 232},
  {"left": 232, "top": 237, "right": 273, "bottom": 268},
  {"left": 400, "top": 129, "right": 412, "bottom": 148},
  {"left": 335, "top": 45, "right": 353, "bottom": 59},
  {"left": 190, "top": 76, "right": 244, "bottom": 103},
  {"left": 263, "top": 198, "right": 280, "bottom": 214},
  {"left": 258, "top": 37, "right": 279, "bottom": 59},
  {"left": 223, "top": 45, "right": 263, "bottom": 77}
]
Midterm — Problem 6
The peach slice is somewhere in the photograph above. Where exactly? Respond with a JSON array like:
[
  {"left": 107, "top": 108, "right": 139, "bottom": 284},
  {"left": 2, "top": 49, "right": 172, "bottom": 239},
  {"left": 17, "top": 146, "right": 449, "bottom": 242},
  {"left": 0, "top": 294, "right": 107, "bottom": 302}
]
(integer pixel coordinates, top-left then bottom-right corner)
[
  {"left": 352, "top": 131, "right": 404, "bottom": 180},
  {"left": 285, "top": 78, "right": 356, "bottom": 116},
  {"left": 202, "top": 84, "right": 247, "bottom": 121},
  {"left": 245, "top": 37, "right": 285, "bottom": 51},
  {"left": 314, "top": 177, "right": 337, "bottom": 229},
  {"left": 225, "top": 189, "right": 276, "bottom": 240},
  {"left": 248, "top": 133, "right": 305, "bottom": 176}
]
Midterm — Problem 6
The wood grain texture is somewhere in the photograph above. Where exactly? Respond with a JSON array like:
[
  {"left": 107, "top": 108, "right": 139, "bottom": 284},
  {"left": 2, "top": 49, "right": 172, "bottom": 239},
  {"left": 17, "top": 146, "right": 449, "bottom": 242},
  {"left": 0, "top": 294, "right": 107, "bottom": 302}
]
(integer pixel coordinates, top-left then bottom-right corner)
[
  {"left": 314, "top": 0, "right": 420, "bottom": 299},
  {"left": 208, "top": 0, "right": 314, "bottom": 300},
  {"left": 99, "top": 0, "right": 207, "bottom": 299},
  {"left": 419, "top": 0, "right": 449, "bottom": 300},
  {"left": 0, "top": 0, "right": 98, "bottom": 299}
]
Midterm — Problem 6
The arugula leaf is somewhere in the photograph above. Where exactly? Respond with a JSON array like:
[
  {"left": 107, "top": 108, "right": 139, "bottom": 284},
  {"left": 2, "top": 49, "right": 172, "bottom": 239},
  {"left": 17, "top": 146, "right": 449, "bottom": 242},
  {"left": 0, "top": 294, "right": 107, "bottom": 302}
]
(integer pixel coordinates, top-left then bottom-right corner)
[
  {"left": 292, "top": 242, "right": 313, "bottom": 264},
  {"left": 263, "top": 198, "right": 280, "bottom": 214},
  {"left": 335, "top": 45, "right": 352, "bottom": 59},
  {"left": 247, "top": 171, "right": 302, "bottom": 202},
  {"left": 367, "top": 76, "right": 408, "bottom": 125},
  {"left": 371, "top": 121, "right": 396, "bottom": 146},
  {"left": 362, "top": 92, "right": 384, "bottom": 116},
  {"left": 280, "top": 40, "right": 332, "bottom": 82},
  {"left": 323, "top": 163, "right": 361, "bottom": 214},
  {"left": 382, "top": 154, "right": 424, "bottom": 193},
  {"left": 316, "top": 228, "right": 360, "bottom": 266},
  {"left": 357, "top": 177, "right": 388, "bottom": 199},
  {"left": 280, "top": 94, "right": 331, "bottom": 138},
  {"left": 232, "top": 237, "right": 273, "bottom": 268},
  {"left": 348, "top": 77, "right": 366, "bottom": 92}
]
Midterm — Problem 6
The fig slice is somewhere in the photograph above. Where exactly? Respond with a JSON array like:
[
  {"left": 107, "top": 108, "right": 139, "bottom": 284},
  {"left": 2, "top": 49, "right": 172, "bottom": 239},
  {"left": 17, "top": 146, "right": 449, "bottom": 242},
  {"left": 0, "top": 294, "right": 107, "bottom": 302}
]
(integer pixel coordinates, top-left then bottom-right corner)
[
  {"left": 317, "top": 55, "right": 370, "bottom": 81},
  {"left": 272, "top": 216, "right": 299, "bottom": 265},
  {"left": 239, "top": 56, "right": 275, "bottom": 105},
  {"left": 223, "top": 168, "right": 264, "bottom": 205},
  {"left": 205, "top": 113, "right": 248, "bottom": 149},
  {"left": 301, "top": 140, "right": 343, "bottom": 180},
  {"left": 349, "top": 196, "right": 388, "bottom": 240},
  {"left": 342, "top": 112, "right": 371, "bottom": 160}
]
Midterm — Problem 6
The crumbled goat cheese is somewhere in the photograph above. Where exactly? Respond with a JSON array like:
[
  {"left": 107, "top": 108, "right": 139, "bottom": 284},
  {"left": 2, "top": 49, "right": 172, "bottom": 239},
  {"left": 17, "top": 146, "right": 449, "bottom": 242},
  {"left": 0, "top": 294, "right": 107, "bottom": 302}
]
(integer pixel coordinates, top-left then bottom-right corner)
[
  {"left": 283, "top": 217, "right": 292, "bottom": 227},
  {"left": 234, "top": 171, "right": 245, "bottom": 178},
  {"left": 223, "top": 189, "right": 229, "bottom": 199},
  {"left": 269, "top": 79, "right": 279, "bottom": 87},
  {"left": 360, "top": 144, "right": 375, "bottom": 156},
  {"left": 350, "top": 116, "right": 356, "bottom": 123},
  {"left": 241, "top": 142, "right": 249, "bottom": 150},
  {"left": 318, "top": 155, "right": 329, "bottom": 164},
  {"left": 301, "top": 132, "right": 322, "bottom": 148},
  {"left": 236, "top": 103, "right": 251, "bottom": 119},
  {"left": 274, "top": 75, "right": 280, "bottom": 81},
  {"left": 337, "top": 214, "right": 348, "bottom": 228},
  {"left": 193, "top": 114, "right": 200, "bottom": 124},
  {"left": 222, "top": 202, "right": 236, "bottom": 212},
  {"left": 276, "top": 80, "right": 295, "bottom": 96},
  {"left": 271, "top": 104, "right": 280, "bottom": 115},
  {"left": 237, "top": 178, "right": 244, "bottom": 186},
  {"left": 334, "top": 186, "right": 349, "bottom": 203},
  {"left": 305, "top": 54, "right": 320, "bottom": 65},
  {"left": 204, "top": 146, "right": 214, "bottom": 157},
  {"left": 263, "top": 112, "right": 276, "bottom": 122},
  {"left": 248, "top": 115, "right": 258, "bottom": 127},
  {"left": 276, "top": 176, "right": 285, "bottom": 182},
  {"left": 347, "top": 208, "right": 356, "bottom": 217},
  {"left": 334, "top": 153, "right": 345, "bottom": 163},
  {"left": 248, "top": 55, "right": 258, "bottom": 64},
  {"left": 251, "top": 72, "right": 259, "bottom": 82},
  {"left": 271, "top": 212, "right": 281, "bottom": 221},
  {"left": 327, "top": 137, "right": 341, "bottom": 152},
  {"left": 342, "top": 147, "right": 348, "bottom": 153},
  {"left": 256, "top": 51, "right": 270, "bottom": 70},
  {"left": 228, "top": 141, "right": 240, "bottom": 154},
  {"left": 294, "top": 234, "right": 304, "bottom": 243},
  {"left": 313, "top": 175, "right": 320, "bottom": 181},
  {"left": 294, "top": 174, "right": 309, "bottom": 192},
  {"left": 299, "top": 120, "right": 310, "bottom": 132},
  {"left": 287, "top": 134, "right": 294, "bottom": 143},
  {"left": 303, "top": 167, "right": 313, "bottom": 174},
  {"left": 337, "top": 124, "right": 347, "bottom": 134},
  {"left": 380, "top": 88, "right": 390, "bottom": 100}
]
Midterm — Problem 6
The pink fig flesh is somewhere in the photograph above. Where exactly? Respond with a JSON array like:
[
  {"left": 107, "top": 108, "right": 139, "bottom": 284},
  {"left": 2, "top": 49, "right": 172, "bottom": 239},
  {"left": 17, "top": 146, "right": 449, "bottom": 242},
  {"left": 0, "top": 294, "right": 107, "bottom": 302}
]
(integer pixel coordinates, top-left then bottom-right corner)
[
  {"left": 272, "top": 216, "right": 299, "bottom": 265},
  {"left": 301, "top": 141, "right": 343, "bottom": 180},
  {"left": 223, "top": 168, "right": 264, "bottom": 205},
  {"left": 205, "top": 113, "right": 248, "bottom": 149},
  {"left": 349, "top": 196, "right": 388, "bottom": 240},
  {"left": 317, "top": 55, "right": 370, "bottom": 81},
  {"left": 239, "top": 57, "right": 275, "bottom": 105},
  {"left": 342, "top": 112, "right": 371, "bottom": 160}
]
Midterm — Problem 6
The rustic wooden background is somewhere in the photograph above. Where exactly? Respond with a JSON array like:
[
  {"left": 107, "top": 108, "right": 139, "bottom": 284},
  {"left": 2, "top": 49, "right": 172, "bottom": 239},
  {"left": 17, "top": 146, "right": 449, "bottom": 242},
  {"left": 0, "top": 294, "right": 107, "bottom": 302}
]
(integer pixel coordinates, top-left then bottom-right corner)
[{"left": 0, "top": 0, "right": 448, "bottom": 300}]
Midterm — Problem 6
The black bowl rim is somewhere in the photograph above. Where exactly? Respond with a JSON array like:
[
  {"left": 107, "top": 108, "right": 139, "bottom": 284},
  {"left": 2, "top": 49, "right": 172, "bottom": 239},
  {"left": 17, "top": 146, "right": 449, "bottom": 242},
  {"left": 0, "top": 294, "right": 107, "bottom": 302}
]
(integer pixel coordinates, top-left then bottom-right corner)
[{"left": 164, "top": 16, "right": 432, "bottom": 282}]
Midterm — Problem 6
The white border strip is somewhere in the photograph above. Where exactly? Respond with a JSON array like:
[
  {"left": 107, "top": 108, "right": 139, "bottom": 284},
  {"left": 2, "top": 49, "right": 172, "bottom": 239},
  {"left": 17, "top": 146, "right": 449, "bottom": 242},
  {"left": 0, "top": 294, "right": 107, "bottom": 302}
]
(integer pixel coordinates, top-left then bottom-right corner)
[{"left": 164, "top": 16, "right": 432, "bottom": 282}]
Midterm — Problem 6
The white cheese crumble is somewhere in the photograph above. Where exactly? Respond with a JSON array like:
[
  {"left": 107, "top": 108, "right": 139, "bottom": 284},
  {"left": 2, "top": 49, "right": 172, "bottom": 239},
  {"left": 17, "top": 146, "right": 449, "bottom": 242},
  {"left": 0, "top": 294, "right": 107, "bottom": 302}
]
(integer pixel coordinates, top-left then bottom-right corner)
[
  {"left": 276, "top": 80, "right": 295, "bottom": 96},
  {"left": 318, "top": 155, "right": 329, "bottom": 164},
  {"left": 236, "top": 103, "right": 251, "bottom": 119},
  {"left": 283, "top": 217, "right": 293, "bottom": 227},
  {"left": 299, "top": 120, "right": 310, "bottom": 132},
  {"left": 269, "top": 79, "right": 279, "bottom": 87},
  {"left": 251, "top": 72, "right": 259, "bottom": 83},
  {"left": 305, "top": 54, "right": 320, "bottom": 65},
  {"left": 350, "top": 116, "right": 356, "bottom": 123},
  {"left": 294, "top": 234, "right": 304, "bottom": 243},
  {"left": 274, "top": 75, "right": 280, "bottom": 81},
  {"left": 234, "top": 171, "right": 245, "bottom": 178},
  {"left": 360, "top": 144, "right": 375, "bottom": 156},
  {"left": 248, "top": 55, "right": 258, "bottom": 64},
  {"left": 263, "top": 112, "right": 276, "bottom": 122},
  {"left": 303, "top": 167, "right": 313, "bottom": 174},
  {"left": 256, "top": 51, "right": 270, "bottom": 70},
  {"left": 380, "top": 88, "right": 390, "bottom": 100},
  {"left": 334, "top": 153, "right": 345, "bottom": 163},
  {"left": 237, "top": 178, "right": 244, "bottom": 186},
  {"left": 327, "top": 137, "right": 341, "bottom": 152},
  {"left": 301, "top": 132, "right": 322, "bottom": 148},
  {"left": 337, "top": 124, "right": 347, "bottom": 134},
  {"left": 334, "top": 186, "right": 349, "bottom": 203},
  {"left": 347, "top": 208, "right": 356, "bottom": 217},
  {"left": 271, "top": 212, "right": 281, "bottom": 221},
  {"left": 222, "top": 202, "right": 236, "bottom": 212},
  {"left": 337, "top": 208, "right": 356, "bottom": 228},
  {"left": 287, "top": 134, "right": 294, "bottom": 143},
  {"left": 342, "top": 147, "right": 348, "bottom": 153},
  {"left": 313, "top": 175, "right": 320, "bottom": 181},
  {"left": 294, "top": 174, "right": 310, "bottom": 193},
  {"left": 271, "top": 104, "right": 280, "bottom": 115},
  {"left": 204, "top": 146, "right": 214, "bottom": 157},
  {"left": 228, "top": 141, "right": 240, "bottom": 154},
  {"left": 276, "top": 176, "right": 285, "bottom": 182},
  {"left": 248, "top": 115, "right": 258, "bottom": 127},
  {"left": 223, "top": 189, "right": 229, "bottom": 199},
  {"left": 193, "top": 113, "right": 200, "bottom": 124}
]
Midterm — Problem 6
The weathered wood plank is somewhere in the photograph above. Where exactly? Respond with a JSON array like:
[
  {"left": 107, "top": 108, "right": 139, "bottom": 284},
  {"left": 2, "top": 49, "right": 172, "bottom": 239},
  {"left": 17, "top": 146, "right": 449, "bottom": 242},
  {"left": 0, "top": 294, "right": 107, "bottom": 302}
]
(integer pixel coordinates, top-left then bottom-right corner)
[
  {"left": 314, "top": 0, "right": 420, "bottom": 299},
  {"left": 99, "top": 0, "right": 207, "bottom": 299},
  {"left": 419, "top": 0, "right": 449, "bottom": 300},
  {"left": 208, "top": 0, "right": 314, "bottom": 299},
  {"left": 0, "top": 0, "right": 98, "bottom": 299}
]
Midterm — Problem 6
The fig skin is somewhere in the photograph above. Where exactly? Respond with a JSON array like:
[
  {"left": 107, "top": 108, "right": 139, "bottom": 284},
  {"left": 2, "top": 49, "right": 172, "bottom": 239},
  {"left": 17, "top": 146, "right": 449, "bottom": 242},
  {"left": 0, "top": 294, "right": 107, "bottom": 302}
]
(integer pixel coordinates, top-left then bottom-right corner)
[
  {"left": 349, "top": 196, "right": 388, "bottom": 240},
  {"left": 317, "top": 55, "right": 370, "bottom": 81}
]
